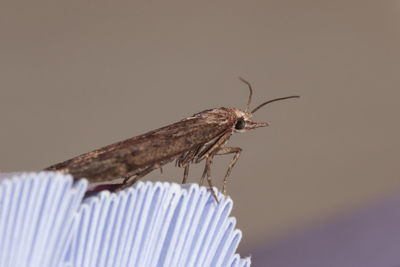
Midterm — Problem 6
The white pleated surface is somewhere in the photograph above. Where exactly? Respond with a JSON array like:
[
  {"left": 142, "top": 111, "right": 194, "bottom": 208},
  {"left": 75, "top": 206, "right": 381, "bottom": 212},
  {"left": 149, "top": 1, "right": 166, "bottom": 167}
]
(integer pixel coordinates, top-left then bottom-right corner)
[{"left": 0, "top": 172, "right": 251, "bottom": 267}]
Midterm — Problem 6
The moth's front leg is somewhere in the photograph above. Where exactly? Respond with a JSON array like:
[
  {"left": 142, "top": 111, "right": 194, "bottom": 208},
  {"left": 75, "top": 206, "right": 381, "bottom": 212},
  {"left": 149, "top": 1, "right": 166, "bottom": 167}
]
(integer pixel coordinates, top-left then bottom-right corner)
[{"left": 215, "top": 147, "right": 242, "bottom": 196}]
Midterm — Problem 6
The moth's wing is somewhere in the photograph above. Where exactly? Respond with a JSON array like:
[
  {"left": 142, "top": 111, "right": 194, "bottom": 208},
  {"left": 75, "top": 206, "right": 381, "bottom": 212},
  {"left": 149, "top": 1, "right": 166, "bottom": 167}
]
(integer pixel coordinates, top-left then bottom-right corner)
[{"left": 45, "top": 108, "right": 235, "bottom": 182}]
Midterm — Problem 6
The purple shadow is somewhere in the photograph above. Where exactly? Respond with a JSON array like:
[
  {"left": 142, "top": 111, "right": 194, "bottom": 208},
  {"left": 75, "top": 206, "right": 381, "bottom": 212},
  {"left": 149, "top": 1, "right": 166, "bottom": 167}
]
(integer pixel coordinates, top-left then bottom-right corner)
[{"left": 245, "top": 196, "right": 400, "bottom": 267}]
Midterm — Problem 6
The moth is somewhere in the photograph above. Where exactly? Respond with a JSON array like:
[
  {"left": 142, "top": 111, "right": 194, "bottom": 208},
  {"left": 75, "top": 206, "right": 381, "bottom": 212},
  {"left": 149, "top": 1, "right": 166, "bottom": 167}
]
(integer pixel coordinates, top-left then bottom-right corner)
[{"left": 45, "top": 78, "right": 299, "bottom": 202}]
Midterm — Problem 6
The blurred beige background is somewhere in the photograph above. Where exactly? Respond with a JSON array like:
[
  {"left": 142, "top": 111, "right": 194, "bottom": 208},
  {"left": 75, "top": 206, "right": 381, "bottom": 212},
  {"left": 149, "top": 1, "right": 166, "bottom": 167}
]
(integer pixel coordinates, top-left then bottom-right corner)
[{"left": 1, "top": 0, "right": 399, "bottom": 254}]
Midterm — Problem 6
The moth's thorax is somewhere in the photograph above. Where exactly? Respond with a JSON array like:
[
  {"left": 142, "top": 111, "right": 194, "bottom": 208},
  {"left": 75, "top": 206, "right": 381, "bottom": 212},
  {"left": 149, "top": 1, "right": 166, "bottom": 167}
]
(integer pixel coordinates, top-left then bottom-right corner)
[
  {"left": 192, "top": 107, "right": 237, "bottom": 123},
  {"left": 231, "top": 108, "right": 252, "bottom": 120}
]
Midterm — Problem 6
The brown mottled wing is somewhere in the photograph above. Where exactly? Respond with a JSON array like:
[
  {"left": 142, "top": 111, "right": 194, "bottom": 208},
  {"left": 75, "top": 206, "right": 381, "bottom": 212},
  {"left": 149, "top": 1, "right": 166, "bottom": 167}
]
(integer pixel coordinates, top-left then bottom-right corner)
[{"left": 45, "top": 108, "right": 235, "bottom": 183}]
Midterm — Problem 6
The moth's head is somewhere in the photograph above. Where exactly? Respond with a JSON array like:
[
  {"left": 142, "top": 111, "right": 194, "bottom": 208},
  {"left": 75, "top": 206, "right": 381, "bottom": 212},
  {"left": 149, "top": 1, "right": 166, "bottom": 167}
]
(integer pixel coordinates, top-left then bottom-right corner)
[
  {"left": 233, "top": 77, "right": 299, "bottom": 133},
  {"left": 232, "top": 109, "right": 267, "bottom": 133}
]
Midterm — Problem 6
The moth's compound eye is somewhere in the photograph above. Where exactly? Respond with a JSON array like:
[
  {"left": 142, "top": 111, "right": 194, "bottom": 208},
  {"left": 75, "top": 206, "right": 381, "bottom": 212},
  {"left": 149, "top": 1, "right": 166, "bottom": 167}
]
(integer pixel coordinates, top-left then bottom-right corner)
[{"left": 235, "top": 118, "right": 246, "bottom": 130}]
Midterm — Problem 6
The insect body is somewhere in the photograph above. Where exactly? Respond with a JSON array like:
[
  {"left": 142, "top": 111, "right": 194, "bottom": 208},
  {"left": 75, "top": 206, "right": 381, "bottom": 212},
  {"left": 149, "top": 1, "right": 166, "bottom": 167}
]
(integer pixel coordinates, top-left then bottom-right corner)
[{"left": 45, "top": 78, "right": 299, "bottom": 202}]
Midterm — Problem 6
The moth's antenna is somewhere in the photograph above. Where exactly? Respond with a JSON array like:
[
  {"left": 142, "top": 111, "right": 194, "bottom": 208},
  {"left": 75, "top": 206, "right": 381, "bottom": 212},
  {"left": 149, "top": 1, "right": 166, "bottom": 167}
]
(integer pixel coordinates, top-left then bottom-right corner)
[
  {"left": 238, "top": 77, "right": 253, "bottom": 112},
  {"left": 251, "top": 95, "right": 300, "bottom": 114}
]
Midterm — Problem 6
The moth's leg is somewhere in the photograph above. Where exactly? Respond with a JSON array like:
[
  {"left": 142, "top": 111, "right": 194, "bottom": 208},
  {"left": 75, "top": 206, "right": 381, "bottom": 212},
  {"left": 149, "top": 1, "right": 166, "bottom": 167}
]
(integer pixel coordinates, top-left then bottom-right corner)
[
  {"left": 182, "top": 165, "right": 189, "bottom": 184},
  {"left": 215, "top": 147, "right": 242, "bottom": 196},
  {"left": 117, "top": 164, "right": 158, "bottom": 191},
  {"left": 198, "top": 130, "right": 230, "bottom": 186},
  {"left": 180, "top": 145, "right": 202, "bottom": 184},
  {"left": 200, "top": 165, "right": 206, "bottom": 186},
  {"left": 122, "top": 175, "right": 130, "bottom": 184},
  {"left": 201, "top": 130, "right": 232, "bottom": 160},
  {"left": 200, "top": 156, "right": 213, "bottom": 186},
  {"left": 206, "top": 156, "right": 219, "bottom": 203}
]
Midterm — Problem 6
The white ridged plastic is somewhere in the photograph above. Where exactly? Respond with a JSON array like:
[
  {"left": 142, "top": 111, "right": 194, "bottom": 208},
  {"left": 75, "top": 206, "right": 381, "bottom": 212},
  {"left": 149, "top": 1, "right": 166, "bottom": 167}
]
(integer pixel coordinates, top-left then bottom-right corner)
[
  {"left": 0, "top": 172, "right": 87, "bottom": 267},
  {"left": 0, "top": 172, "right": 251, "bottom": 267}
]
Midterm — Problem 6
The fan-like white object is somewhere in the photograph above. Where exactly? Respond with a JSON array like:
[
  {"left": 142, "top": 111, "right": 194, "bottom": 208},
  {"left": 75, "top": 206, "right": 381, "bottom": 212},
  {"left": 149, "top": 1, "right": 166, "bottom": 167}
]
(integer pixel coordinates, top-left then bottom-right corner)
[{"left": 0, "top": 172, "right": 251, "bottom": 267}]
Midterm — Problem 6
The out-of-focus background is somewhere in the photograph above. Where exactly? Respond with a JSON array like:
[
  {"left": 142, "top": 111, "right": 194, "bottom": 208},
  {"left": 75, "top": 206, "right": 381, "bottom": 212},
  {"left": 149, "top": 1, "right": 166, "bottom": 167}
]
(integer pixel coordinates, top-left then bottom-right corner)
[{"left": 1, "top": 0, "right": 399, "bottom": 265}]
